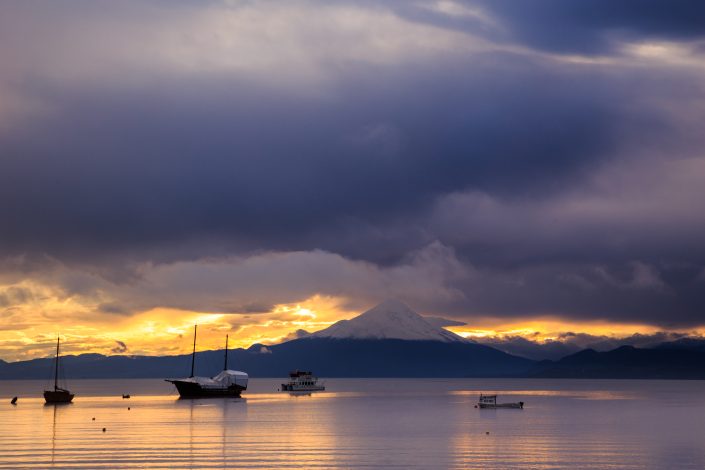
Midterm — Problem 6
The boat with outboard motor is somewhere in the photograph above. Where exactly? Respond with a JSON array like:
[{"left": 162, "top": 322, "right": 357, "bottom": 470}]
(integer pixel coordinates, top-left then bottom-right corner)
[
  {"left": 477, "top": 394, "right": 523, "bottom": 409},
  {"left": 166, "top": 326, "right": 248, "bottom": 398},
  {"left": 281, "top": 370, "right": 325, "bottom": 392}
]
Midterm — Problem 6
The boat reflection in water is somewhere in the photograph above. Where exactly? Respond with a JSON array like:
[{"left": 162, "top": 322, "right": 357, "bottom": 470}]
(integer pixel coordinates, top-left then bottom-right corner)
[{"left": 166, "top": 327, "right": 248, "bottom": 398}]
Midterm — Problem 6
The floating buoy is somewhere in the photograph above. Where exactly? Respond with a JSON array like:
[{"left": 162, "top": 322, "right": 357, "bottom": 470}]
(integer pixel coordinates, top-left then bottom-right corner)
[
  {"left": 102, "top": 428, "right": 106, "bottom": 432},
  {"left": 92, "top": 417, "right": 95, "bottom": 421},
  {"left": 11, "top": 397, "right": 18, "bottom": 405},
  {"left": 128, "top": 407, "right": 131, "bottom": 410}
]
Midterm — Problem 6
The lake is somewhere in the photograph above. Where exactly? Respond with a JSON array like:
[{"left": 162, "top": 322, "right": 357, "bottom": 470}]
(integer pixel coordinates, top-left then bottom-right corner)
[{"left": 1, "top": 378, "right": 705, "bottom": 468}]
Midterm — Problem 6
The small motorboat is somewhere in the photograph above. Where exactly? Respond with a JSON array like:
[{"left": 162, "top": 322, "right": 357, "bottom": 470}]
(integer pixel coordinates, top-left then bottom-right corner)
[
  {"left": 281, "top": 370, "right": 325, "bottom": 392},
  {"left": 477, "top": 394, "right": 523, "bottom": 409}
]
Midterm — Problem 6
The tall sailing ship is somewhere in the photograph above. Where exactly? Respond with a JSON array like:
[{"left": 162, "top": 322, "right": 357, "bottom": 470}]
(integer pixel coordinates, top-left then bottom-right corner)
[
  {"left": 166, "top": 326, "right": 248, "bottom": 398},
  {"left": 44, "top": 335, "right": 74, "bottom": 404}
]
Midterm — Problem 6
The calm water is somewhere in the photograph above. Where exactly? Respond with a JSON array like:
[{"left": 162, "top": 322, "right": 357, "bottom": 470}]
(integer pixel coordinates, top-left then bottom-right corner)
[{"left": 1, "top": 378, "right": 705, "bottom": 469}]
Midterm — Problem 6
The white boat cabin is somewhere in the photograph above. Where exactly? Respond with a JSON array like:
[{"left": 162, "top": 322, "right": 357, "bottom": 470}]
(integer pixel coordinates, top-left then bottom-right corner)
[{"left": 281, "top": 370, "right": 325, "bottom": 392}]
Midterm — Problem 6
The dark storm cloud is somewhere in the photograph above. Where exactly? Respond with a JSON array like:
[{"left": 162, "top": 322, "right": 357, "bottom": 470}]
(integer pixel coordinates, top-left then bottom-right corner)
[
  {"left": 474, "top": 0, "right": 705, "bottom": 54},
  {"left": 424, "top": 317, "right": 467, "bottom": 328},
  {"left": 434, "top": 261, "right": 705, "bottom": 328},
  {"left": 0, "top": 56, "right": 621, "bottom": 262},
  {"left": 1, "top": 1, "right": 704, "bottom": 328},
  {"left": 379, "top": 0, "right": 705, "bottom": 55}
]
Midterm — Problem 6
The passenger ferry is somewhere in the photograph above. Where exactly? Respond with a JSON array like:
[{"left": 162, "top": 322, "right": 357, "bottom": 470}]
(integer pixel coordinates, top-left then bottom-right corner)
[{"left": 281, "top": 370, "right": 325, "bottom": 392}]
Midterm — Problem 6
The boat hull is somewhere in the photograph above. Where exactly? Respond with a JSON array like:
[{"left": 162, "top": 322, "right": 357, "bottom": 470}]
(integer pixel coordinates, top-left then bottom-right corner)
[
  {"left": 479, "top": 402, "right": 523, "bottom": 409},
  {"left": 167, "top": 380, "right": 245, "bottom": 398},
  {"left": 281, "top": 384, "right": 325, "bottom": 392},
  {"left": 44, "top": 390, "right": 74, "bottom": 404}
]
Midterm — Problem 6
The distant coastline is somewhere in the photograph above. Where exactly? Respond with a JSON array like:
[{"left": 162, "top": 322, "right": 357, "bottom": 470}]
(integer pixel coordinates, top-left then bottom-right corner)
[{"left": 3, "top": 338, "right": 705, "bottom": 380}]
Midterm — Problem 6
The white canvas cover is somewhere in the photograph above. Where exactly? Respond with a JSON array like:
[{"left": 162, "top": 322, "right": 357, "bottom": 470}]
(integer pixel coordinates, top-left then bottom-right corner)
[{"left": 212, "top": 370, "right": 249, "bottom": 389}]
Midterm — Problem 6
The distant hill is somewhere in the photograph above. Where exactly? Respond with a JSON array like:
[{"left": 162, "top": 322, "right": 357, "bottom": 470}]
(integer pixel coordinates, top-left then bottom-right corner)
[
  {"left": 475, "top": 336, "right": 582, "bottom": 361},
  {"left": 0, "top": 338, "right": 533, "bottom": 379},
  {"left": 654, "top": 338, "right": 705, "bottom": 352},
  {"left": 529, "top": 345, "right": 705, "bottom": 379},
  {"left": 249, "top": 338, "right": 533, "bottom": 377},
  {"left": 5, "top": 341, "right": 705, "bottom": 380}
]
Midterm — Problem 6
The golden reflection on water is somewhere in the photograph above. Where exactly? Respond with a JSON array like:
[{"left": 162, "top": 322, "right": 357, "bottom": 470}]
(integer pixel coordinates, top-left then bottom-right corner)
[
  {"left": 2, "top": 379, "right": 705, "bottom": 469},
  {"left": 449, "top": 389, "right": 637, "bottom": 400},
  {"left": 50, "top": 404, "right": 56, "bottom": 465}
]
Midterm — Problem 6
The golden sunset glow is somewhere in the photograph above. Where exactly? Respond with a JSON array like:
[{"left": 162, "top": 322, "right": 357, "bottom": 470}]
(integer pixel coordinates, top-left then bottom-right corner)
[
  {"left": 447, "top": 318, "right": 692, "bottom": 342},
  {"left": 2, "top": 284, "right": 697, "bottom": 362},
  {"left": 0, "top": 294, "right": 359, "bottom": 361}
]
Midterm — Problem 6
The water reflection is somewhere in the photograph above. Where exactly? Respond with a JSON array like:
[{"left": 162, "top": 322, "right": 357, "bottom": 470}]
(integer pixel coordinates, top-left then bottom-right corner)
[
  {"left": 50, "top": 404, "right": 56, "bottom": 466},
  {"left": 42, "top": 402, "right": 72, "bottom": 468},
  {"left": 450, "top": 389, "right": 637, "bottom": 400},
  {"left": 1, "top": 379, "right": 704, "bottom": 469}
]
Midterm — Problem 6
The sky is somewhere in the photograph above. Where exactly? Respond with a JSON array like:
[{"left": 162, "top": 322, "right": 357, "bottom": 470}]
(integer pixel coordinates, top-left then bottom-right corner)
[{"left": 1, "top": 0, "right": 705, "bottom": 361}]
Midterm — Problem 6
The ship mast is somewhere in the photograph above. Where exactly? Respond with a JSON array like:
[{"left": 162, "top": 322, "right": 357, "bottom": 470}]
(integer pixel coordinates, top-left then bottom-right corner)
[
  {"left": 190, "top": 325, "right": 197, "bottom": 378},
  {"left": 54, "top": 335, "right": 60, "bottom": 391},
  {"left": 224, "top": 334, "right": 229, "bottom": 371}
]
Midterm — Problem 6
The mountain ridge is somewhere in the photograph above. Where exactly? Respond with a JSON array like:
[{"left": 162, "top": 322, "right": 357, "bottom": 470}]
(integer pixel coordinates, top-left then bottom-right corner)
[
  {"left": 4, "top": 341, "right": 705, "bottom": 380},
  {"left": 528, "top": 345, "right": 705, "bottom": 379},
  {"left": 0, "top": 338, "right": 533, "bottom": 379}
]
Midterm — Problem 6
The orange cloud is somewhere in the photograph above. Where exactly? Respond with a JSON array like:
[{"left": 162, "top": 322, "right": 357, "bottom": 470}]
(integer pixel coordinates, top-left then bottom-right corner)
[{"left": 1, "top": 284, "right": 701, "bottom": 362}]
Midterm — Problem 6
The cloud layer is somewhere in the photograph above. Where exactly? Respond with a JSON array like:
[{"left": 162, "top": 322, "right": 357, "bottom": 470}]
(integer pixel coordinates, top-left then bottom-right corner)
[{"left": 1, "top": 0, "right": 705, "bottom": 358}]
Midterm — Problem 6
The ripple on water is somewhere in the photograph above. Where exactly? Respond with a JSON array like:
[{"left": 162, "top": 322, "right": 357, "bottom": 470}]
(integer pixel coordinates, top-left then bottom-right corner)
[{"left": 1, "top": 378, "right": 705, "bottom": 469}]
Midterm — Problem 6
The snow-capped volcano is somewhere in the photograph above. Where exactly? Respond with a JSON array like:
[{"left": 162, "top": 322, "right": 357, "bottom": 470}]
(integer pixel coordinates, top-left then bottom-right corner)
[{"left": 311, "top": 300, "right": 467, "bottom": 343}]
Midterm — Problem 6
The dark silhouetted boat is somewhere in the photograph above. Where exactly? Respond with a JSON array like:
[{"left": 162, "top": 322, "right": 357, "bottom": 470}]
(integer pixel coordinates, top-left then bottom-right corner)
[
  {"left": 44, "top": 336, "right": 74, "bottom": 404},
  {"left": 166, "top": 326, "right": 248, "bottom": 398},
  {"left": 477, "top": 394, "right": 523, "bottom": 409}
]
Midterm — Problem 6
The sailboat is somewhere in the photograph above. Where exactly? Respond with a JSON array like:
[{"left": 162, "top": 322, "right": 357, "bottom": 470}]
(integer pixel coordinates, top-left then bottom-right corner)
[
  {"left": 166, "top": 326, "right": 248, "bottom": 398},
  {"left": 44, "top": 335, "right": 74, "bottom": 404}
]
